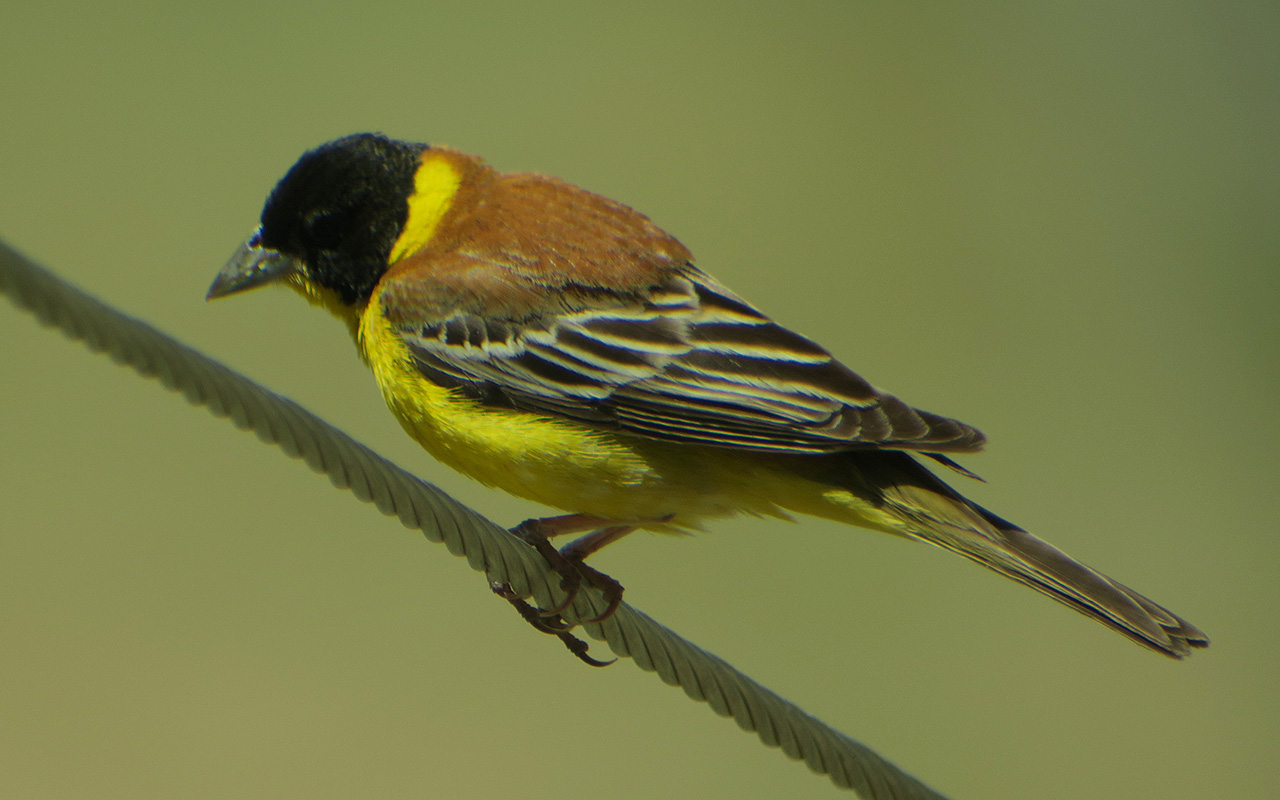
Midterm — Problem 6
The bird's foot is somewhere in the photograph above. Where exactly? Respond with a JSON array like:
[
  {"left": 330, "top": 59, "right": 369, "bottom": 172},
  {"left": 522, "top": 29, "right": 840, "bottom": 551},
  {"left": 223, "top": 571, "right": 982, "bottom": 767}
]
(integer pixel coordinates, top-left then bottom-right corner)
[
  {"left": 489, "top": 580, "right": 616, "bottom": 667},
  {"left": 510, "top": 517, "right": 632, "bottom": 624}
]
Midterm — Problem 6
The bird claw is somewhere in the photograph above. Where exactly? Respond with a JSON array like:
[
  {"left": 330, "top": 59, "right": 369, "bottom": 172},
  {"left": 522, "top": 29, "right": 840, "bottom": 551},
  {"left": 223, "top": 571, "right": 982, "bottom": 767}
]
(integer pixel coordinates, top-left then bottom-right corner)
[
  {"left": 490, "top": 516, "right": 635, "bottom": 665},
  {"left": 490, "top": 580, "right": 616, "bottom": 667},
  {"left": 560, "top": 561, "right": 624, "bottom": 624},
  {"left": 532, "top": 557, "right": 624, "bottom": 624},
  {"left": 510, "top": 519, "right": 629, "bottom": 624}
]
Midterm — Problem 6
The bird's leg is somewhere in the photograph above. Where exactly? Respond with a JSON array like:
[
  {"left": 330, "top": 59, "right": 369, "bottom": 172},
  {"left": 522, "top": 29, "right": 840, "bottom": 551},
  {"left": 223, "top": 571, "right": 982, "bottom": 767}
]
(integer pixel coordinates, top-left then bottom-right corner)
[
  {"left": 493, "top": 514, "right": 666, "bottom": 665},
  {"left": 555, "top": 525, "right": 634, "bottom": 622},
  {"left": 509, "top": 514, "right": 635, "bottom": 623}
]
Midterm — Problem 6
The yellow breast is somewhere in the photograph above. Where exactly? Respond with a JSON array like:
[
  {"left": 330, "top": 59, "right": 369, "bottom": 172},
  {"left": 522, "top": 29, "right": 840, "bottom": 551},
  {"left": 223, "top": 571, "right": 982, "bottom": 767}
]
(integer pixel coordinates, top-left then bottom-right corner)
[{"left": 355, "top": 297, "right": 652, "bottom": 509}]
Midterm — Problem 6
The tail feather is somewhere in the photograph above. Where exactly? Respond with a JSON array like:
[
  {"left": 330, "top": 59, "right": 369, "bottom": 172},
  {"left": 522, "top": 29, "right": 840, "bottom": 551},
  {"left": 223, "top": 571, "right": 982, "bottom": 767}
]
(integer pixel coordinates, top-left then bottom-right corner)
[
  {"left": 968, "top": 525, "right": 1208, "bottom": 657},
  {"left": 850, "top": 452, "right": 1209, "bottom": 658}
]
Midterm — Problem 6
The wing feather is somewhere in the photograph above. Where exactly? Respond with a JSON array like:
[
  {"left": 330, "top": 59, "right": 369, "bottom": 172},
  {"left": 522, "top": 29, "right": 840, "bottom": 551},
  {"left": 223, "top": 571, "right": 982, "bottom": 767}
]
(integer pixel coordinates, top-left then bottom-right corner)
[{"left": 398, "top": 266, "right": 985, "bottom": 454}]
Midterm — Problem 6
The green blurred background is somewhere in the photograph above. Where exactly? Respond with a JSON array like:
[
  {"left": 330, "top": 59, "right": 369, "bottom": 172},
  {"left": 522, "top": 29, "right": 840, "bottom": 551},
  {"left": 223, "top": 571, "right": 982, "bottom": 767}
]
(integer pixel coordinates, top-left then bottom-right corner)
[{"left": 1, "top": 2, "right": 1276, "bottom": 798}]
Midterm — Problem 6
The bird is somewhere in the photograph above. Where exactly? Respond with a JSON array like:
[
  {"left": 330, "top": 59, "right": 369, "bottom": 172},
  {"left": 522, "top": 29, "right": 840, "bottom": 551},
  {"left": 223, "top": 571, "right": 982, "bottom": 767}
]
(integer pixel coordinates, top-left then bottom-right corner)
[{"left": 208, "top": 132, "right": 1208, "bottom": 659}]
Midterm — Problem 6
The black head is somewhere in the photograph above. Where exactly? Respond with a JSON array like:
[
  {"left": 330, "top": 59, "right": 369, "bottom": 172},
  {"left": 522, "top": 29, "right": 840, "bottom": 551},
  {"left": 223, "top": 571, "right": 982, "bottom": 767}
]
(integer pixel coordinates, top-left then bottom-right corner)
[{"left": 253, "top": 133, "right": 427, "bottom": 305}]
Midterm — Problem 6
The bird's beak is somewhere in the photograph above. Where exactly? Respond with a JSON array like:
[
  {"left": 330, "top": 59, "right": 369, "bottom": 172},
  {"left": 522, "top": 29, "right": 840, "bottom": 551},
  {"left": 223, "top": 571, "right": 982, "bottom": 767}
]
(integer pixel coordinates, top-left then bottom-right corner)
[{"left": 207, "top": 227, "right": 303, "bottom": 300}]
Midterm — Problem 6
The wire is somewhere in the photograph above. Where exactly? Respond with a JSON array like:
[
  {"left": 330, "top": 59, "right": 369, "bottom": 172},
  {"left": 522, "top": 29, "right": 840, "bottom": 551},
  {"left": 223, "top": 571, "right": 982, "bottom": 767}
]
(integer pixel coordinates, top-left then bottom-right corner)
[{"left": 0, "top": 237, "right": 951, "bottom": 800}]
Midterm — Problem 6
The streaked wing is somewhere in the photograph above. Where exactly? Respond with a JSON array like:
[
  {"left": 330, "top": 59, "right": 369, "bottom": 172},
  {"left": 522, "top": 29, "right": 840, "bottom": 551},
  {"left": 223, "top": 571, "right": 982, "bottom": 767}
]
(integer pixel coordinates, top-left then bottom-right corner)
[{"left": 399, "top": 266, "right": 985, "bottom": 454}]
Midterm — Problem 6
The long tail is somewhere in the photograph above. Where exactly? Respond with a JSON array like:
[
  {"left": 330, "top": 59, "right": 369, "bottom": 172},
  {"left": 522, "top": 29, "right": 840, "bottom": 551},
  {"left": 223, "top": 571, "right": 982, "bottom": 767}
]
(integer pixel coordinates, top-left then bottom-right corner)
[{"left": 846, "top": 452, "right": 1209, "bottom": 658}]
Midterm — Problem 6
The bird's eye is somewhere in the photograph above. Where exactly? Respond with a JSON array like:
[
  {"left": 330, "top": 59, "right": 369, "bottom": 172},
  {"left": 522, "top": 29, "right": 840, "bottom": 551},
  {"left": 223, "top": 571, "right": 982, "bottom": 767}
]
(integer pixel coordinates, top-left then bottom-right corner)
[{"left": 305, "top": 209, "right": 346, "bottom": 250}]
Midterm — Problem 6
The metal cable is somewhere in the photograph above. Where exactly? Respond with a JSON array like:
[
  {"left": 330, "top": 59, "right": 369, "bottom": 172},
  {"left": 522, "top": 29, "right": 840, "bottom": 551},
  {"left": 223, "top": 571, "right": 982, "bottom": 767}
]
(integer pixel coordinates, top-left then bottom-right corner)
[{"left": 0, "top": 237, "right": 951, "bottom": 799}]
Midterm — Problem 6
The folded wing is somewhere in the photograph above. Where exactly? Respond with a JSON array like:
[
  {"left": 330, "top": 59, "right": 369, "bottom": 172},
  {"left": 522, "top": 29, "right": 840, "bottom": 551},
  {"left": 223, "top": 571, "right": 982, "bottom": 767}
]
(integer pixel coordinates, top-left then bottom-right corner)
[{"left": 399, "top": 266, "right": 985, "bottom": 454}]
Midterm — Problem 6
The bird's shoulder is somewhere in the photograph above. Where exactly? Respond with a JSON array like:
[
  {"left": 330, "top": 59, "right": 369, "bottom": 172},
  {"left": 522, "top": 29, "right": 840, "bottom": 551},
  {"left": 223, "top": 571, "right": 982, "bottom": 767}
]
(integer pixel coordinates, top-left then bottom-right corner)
[{"left": 377, "top": 155, "right": 691, "bottom": 326}]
